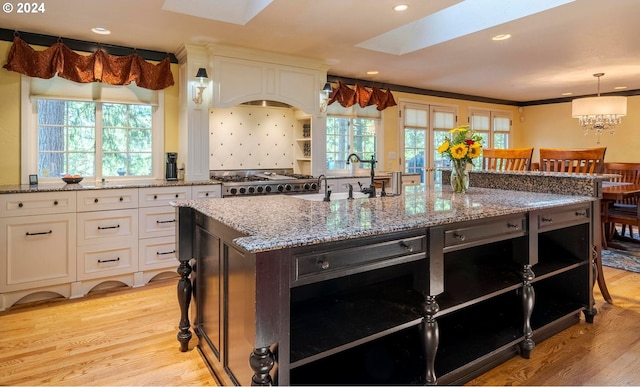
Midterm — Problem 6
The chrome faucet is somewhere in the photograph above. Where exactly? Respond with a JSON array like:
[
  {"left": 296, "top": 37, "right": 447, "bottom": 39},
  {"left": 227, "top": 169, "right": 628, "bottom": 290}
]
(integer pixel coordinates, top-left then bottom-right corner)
[
  {"left": 318, "top": 174, "right": 331, "bottom": 202},
  {"left": 346, "top": 153, "right": 377, "bottom": 198}
]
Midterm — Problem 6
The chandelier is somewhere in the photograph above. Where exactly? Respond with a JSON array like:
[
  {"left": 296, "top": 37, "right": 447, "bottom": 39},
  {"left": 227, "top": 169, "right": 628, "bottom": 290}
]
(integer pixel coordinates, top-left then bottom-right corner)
[{"left": 571, "top": 73, "right": 627, "bottom": 144}]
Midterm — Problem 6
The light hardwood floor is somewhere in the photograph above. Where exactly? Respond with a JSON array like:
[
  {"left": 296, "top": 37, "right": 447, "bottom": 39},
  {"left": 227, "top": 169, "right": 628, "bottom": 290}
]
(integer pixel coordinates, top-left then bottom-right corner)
[{"left": 1, "top": 266, "right": 638, "bottom": 386}]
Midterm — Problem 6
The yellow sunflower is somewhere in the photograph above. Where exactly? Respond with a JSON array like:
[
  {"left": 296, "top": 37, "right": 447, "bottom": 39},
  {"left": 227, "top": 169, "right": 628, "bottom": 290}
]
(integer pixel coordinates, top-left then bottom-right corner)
[
  {"left": 468, "top": 143, "right": 482, "bottom": 159},
  {"left": 450, "top": 143, "right": 468, "bottom": 159},
  {"left": 437, "top": 141, "right": 450, "bottom": 153}
]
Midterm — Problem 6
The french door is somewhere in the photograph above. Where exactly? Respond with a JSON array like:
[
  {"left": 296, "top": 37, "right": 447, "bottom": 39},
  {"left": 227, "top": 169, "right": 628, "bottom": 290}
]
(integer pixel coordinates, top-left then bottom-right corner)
[{"left": 400, "top": 102, "right": 457, "bottom": 185}]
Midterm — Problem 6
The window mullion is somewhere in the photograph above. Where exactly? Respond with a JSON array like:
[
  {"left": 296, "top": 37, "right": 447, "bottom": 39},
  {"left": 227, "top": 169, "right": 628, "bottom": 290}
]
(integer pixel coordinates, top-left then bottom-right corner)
[{"left": 95, "top": 102, "right": 103, "bottom": 181}]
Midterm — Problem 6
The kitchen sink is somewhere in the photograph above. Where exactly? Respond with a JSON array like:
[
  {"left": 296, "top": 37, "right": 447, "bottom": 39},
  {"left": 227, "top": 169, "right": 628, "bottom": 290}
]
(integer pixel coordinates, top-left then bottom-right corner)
[{"left": 292, "top": 191, "right": 369, "bottom": 201}]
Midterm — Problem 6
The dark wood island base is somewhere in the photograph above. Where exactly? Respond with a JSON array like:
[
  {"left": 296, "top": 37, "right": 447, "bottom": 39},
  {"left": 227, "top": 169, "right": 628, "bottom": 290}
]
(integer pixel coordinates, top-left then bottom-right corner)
[{"left": 173, "top": 176, "right": 603, "bottom": 385}]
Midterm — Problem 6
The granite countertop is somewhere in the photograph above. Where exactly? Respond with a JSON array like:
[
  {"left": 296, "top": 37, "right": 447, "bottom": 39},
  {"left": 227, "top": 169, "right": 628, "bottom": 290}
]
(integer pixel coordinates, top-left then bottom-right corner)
[
  {"left": 0, "top": 179, "right": 220, "bottom": 194},
  {"left": 173, "top": 184, "right": 594, "bottom": 253}
]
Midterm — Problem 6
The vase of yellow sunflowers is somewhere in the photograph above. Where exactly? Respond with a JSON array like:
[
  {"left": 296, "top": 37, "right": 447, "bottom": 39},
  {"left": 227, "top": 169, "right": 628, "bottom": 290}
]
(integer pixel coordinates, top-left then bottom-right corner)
[{"left": 437, "top": 125, "right": 483, "bottom": 193}]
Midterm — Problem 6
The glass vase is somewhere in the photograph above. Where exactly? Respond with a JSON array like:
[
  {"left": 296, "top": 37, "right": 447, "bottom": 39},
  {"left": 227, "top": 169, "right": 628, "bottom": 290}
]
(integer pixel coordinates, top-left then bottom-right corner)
[{"left": 450, "top": 160, "right": 469, "bottom": 193}]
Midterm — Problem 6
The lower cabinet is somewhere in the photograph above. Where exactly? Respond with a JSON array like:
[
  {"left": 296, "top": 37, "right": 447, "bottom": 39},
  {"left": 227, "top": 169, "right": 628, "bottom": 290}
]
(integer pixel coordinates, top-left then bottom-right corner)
[
  {"left": 0, "top": 183, "right": 221, "bottom": 311},
  {"left": 0, "top": 213, "right": 76, "bottom": 293}
]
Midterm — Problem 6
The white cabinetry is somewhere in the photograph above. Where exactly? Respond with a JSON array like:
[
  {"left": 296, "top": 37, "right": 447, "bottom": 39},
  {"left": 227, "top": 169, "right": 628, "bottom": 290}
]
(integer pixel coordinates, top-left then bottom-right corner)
[
  {"left": 0, "top": 192, "right": 77, "bottom": 309},
  {"left": 138, "top": 186, "right": 193, "bottom": 278},
  {"left": 76, "top": 189, "right": 138, "bottom": 286},
  {"left": 0, "top": 183, "right": 222, "bottom": 311}
]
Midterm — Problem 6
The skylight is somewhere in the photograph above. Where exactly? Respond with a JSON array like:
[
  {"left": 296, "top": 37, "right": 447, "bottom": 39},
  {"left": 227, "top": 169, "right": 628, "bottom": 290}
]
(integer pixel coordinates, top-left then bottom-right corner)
[{"left": 356, "top": 0, "right": 575, "bottom": 55}]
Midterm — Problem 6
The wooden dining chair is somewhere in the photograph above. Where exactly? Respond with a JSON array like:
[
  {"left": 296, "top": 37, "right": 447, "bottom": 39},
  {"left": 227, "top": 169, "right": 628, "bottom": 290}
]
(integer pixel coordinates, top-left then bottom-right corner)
[
  {"left": 604, "top": 162, "right": 640, "bottom": 238},
  {"left": 482, "top": 148, "right": 534, "bottom": 171},
  {"left": 538, "top": 147, "right": 607, "bottom": 173}
]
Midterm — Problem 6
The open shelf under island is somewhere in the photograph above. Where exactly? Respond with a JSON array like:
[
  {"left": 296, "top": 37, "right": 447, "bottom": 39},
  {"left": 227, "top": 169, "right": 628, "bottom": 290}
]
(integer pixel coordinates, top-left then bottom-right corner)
[{"left": 172, "top": 170, "right": 607, "bottom": 385}]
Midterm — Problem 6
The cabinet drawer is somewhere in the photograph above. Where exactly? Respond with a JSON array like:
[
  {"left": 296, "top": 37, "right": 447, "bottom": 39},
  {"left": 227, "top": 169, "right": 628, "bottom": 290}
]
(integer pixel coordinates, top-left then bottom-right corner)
[
  {"left": 294, "top": 234, "right": 426, "bottom": 283},
  {"left": 139, "top": 187, "right": 191, "bottom": 207},
  {"left": 1, "top": 214, "right": 76, "bottom": 292},
  {"left": 138, "top": 236, "right": 177, "bottom": 271},
  {"left": 0, "top": 191, "right": 76, "bottom": 217},
  {"left": 77, "top": 209, "right": 137, "bottom": 245},
  {"left": 444, "top": 215, "right": 526, "bottom": 250},
  {"left": 76, "top": 189, "right": 138, "bottom": 212},
  {"left": 538, "top": 205, "right": 590, "bottom": 231},
  {"left": 139, "top": 207, "right": 176, "bottom": 238},
  {"left": 192, "top": 185, "right": 222, "bottom": 199},
  {"left": 77, "top": 242, "right": 136, "bottom": 280}
]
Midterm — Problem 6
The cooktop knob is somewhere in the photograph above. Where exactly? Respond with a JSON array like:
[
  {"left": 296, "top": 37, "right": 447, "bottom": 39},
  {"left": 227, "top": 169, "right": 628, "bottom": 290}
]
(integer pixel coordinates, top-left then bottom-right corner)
[
  {"left": 277, "top": 185, "right": 285, "bottom": 192},
  {"left": 285, "top": 184, "right": 292, "bottom": 191},
  {"left": 303, "top": 183, "right": 310, "bottom": 190},
  {"left": 256, "top": 186, "right": 264, "bottom": 193},
  {"left": 230, "top": 188, "right": 237, "bottom": 195},
  {"left": 239, "top": 187, "right": 246, "bottom": 194},
  {"left": 248, "top": 187, "right": 255, "bottom": 194},
  {"left": 265, "top": 186, "right": 272, "bottom": 193}
]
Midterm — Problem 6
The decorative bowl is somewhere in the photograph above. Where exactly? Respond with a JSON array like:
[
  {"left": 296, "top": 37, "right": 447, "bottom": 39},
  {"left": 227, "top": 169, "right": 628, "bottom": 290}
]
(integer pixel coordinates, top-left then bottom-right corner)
[{"left": 62, "top": 176, "right": 83, "bottom": 184}]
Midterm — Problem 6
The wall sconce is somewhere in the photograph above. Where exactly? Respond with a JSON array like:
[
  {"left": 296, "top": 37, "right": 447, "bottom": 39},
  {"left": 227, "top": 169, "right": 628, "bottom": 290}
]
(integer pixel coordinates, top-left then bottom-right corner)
[
  {"left": 192, "top": 67, "right": 208, "bottom": 105},
  {"left": 320, "top": 82, "right": 332, "bottom": 113}
]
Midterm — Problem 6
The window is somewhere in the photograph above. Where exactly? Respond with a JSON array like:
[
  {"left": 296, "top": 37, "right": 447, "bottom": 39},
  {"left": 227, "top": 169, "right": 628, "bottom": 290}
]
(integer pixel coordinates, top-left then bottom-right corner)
[
  {"left": 22, "top": 76, "right": 164, "bottom": 183},
  {"left": 400, "top": 102, "right": 457, "bottom": 185},
  {"left": 326, "top": 104, "right": 380, "bottom": 173},
  {"left": 469, "top": 108, "right": 513, "bottom": 170},
  {"left": 36, "top": 99, "right": 154, "bottom": 179}
]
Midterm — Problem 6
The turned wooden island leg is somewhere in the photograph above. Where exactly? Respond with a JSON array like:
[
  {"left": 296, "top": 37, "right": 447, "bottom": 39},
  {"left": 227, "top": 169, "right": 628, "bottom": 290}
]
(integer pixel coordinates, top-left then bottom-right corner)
[
  {"left": 421, "top": 295, "right": 440, "bottom": 385},
  {"left": 177, "top": 259, "right": 193, "bottom": 352},
  {"left": 520, "top": 264, "right": 536, "bottom": 359},
  {"left": 250, "top": 346, "right": 275, "bottom": 386}
]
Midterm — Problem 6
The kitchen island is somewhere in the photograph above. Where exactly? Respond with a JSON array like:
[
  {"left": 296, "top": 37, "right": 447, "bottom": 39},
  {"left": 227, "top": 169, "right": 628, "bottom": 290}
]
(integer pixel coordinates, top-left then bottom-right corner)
[{"left": 173, "top": 172, "right": 603, "bottom": 385}]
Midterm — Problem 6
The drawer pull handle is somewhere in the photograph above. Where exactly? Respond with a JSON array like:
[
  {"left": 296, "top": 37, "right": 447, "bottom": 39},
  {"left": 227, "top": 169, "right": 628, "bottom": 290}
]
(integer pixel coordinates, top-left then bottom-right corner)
[
  {"left": 575, "top": 211, "right": 587, "bottom": 217},
  {"left": 400, "top": 241, "right": 414, "bottom": 252},
  {"left": 154, "top": 195, "right": 158, "bottom": 199},
  {"left": 18, "top": 202, "right": 23, "bottom": 208},
  {"left": 541, "top": 216, "right": 553, "bottom": 223},
  {"left": 175, "top": 194, "right": 179, "bottom": 198},
  {"left": 157, "top": 250, "right": 176, "bottom": 256},
  {"left": 507, "top": 222, "right": 520, "bottom": 229},
  {"left": 53, "top": 200, "right": 58, "bottom": 205},
  {"left": 26, "top": 230, "right": 52, "bottom": 236},
  {"left": 317, "top": 258, "right": 330, "bottom": 270},
  {"left": 453, "top": 232, "right": 466, "bottom": 241},
  {"left": 98, "top": 257, "right": 120, "bottom": 263},
  {"left": 119, "top": 197, "right": 124, "bottom": 202},
  {"left": 98, "top": 224, "right": 120, "bottom": 230},
  {"left": 205, "top": 192, "right": 209, "bottom": 197},
  {"left": 156, "top": 219, "right": 176, "bottom": 224},
  {"left": 94, "top": 198, "right": 99, "bottom": 203}
]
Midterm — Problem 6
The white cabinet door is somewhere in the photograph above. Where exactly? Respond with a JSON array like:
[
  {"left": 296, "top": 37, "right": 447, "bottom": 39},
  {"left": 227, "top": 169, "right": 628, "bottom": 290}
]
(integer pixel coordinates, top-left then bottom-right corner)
[
  {"left": 139, "top": 186, "right": 191, "bottom": 207},
  {"left": 77, "top": 209, "right": 138, "bottom": 246},
  {"left": 191, "top": 185, "right": 222, "bottom": 199},
  {"left": 138, "top": 207, "right": 176, "bottom": 239},
  {"left": 138, "top": 236, "right": 177, "bottom": 271},
  {"left": 0, "top": 214, "right": 76, "bottom": 292}
]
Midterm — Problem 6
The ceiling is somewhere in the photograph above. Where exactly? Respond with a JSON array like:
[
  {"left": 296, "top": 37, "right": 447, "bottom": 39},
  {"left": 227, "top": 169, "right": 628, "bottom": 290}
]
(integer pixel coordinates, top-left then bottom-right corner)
[{"left": 1, "top": 0, "right": 640, "bottom": 103}]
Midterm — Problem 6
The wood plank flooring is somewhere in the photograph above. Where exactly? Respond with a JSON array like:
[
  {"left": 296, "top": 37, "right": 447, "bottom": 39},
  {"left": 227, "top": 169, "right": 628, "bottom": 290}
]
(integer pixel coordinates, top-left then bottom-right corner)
[{"left": 1, "top": 266, "right": 638, "bottom": 386}]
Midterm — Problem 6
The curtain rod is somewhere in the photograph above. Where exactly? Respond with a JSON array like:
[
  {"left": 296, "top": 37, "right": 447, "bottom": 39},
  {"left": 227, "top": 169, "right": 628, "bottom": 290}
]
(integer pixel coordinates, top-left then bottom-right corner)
[{"left": 0, "top": 28, "right": 178, "bottom": 64}]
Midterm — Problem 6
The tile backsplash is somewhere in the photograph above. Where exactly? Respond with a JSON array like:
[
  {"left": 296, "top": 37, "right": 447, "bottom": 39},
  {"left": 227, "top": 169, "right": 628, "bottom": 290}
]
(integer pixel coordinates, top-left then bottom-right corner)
[{"left": 209, "top": 105, "right": 299, "bottom": 170}]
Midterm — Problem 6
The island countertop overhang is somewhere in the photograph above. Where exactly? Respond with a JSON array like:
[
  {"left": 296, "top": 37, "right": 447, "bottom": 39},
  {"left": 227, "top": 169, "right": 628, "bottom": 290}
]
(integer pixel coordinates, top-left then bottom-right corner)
[{"left": 172, "top": 185, "right": 595, "bottom": 253}]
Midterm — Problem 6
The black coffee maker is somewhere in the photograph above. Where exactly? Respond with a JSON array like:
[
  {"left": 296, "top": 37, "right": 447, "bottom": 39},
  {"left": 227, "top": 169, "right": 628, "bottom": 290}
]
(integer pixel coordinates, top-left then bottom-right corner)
[{"left": 165, "top": 152, "right": 178, "bottom": 181}]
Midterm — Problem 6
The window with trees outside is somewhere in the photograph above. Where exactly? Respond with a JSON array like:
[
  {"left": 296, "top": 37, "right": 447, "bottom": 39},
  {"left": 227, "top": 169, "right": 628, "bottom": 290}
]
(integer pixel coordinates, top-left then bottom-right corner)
[
  {"left": 469, "top": 108, "right": 513, "bottom": 170},
  {"left": 22, "top": 76, "right": 164, "bottom": 184},
  {"left": 37, "top": 100, "right": 153, "bottom": 179},
  {"left": 325, "top": 104, "right": 380, "bottom": 173}
]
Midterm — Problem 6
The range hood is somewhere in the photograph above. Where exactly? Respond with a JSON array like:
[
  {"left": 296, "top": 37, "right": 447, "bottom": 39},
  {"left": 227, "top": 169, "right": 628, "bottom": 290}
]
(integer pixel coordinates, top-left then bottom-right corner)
[{"left": 240, "top": 100, "right": 293, "bottom": 108}]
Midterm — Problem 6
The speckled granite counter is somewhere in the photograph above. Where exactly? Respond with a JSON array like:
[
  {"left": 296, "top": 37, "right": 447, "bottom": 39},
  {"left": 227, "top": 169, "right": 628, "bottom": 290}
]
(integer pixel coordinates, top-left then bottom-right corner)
[
  {"left": 0, "top": 179, "right": 219, "bottom": 194},
  {"left": 173, "top": 184, "right": 595, "bottom": 253}
]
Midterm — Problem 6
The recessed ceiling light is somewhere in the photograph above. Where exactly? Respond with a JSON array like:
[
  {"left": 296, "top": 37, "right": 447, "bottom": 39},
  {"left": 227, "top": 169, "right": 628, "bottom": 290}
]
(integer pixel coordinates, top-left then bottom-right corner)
[
  {"left": 367, "top": 70, "right": 379, "bottom": 75},
  {"left": 394, "top": 4, "right": 408, "bottom": 11},
  {"left": 91, "top": 27, "right": 111, "bottom": 35},
  {"left": 492, "top": 34, "right": 511, "bottom": 41},
  {"left": 561, "top": 92, "right": 573, "bottom": 96},
  {"left": 614, "top": 86, "right": 628, "bottom": 90}
]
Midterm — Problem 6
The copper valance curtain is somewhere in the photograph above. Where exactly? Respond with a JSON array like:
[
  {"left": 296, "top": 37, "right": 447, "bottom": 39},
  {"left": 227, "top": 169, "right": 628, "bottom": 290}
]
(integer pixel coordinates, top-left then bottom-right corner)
[
  {"left": 328, "top": 81, "right": 397, "bottom": 111},
  {"left": 3, "top": 37, "right": 174, "bottom": 90}
]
